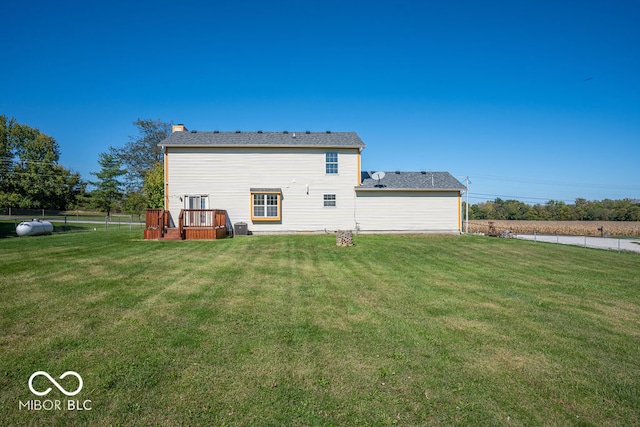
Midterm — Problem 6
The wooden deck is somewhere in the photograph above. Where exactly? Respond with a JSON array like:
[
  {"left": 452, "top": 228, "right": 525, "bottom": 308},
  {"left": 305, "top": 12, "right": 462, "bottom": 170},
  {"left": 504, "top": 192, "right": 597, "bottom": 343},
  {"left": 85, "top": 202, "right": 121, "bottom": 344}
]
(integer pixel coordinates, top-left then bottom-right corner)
[
  {"left": 143, "top": 209, "right": 168, "bottom": 239},
  {"left": 144, "top": 209, "right": 229, "bottom": 240}
]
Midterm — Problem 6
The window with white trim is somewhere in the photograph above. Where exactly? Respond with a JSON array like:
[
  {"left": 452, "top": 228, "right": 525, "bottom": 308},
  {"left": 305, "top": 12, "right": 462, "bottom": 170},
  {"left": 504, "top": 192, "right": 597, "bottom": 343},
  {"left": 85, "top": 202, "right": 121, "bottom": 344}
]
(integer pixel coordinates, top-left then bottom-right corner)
[
  {"left": 251, "top": 192, "right": 281, "bottom": 221},
  {"left": 323, "top": 194, "right": 336, "bottom": 207},
  {"left": 326, "top": 152, "right": 338, "bottom": 174}
]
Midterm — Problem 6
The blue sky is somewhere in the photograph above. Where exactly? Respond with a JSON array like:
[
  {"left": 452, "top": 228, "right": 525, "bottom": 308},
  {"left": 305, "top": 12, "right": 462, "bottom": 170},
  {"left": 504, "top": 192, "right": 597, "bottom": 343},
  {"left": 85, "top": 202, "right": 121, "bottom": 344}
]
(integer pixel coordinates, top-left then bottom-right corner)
[{"left": 2, "top": 0, "right": 639, "bottom": 204}]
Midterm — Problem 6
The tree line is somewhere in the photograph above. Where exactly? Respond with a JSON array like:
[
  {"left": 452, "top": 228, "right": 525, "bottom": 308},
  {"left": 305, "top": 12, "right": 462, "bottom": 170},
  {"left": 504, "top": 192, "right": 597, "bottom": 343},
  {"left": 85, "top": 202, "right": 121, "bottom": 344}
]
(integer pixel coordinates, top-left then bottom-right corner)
[
  {"left": 3, "top": 115, "right": 639, "bottom": 221},
  {"left": 466, "top": 198, "right": 640, "bottom": 221},
  {"left": 1, "top": 115, "right": 169, "bottom": 218},
  {"left": 0, "top": 116, "right": 83, "bottom": 210}
]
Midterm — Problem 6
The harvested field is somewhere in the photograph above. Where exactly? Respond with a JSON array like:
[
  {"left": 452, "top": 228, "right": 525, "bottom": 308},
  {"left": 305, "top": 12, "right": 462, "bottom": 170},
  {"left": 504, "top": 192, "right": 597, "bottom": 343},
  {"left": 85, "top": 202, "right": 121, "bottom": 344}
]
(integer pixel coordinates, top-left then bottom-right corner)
[{"left": 466, "top": 220, "right": 640, "bottom": 237}]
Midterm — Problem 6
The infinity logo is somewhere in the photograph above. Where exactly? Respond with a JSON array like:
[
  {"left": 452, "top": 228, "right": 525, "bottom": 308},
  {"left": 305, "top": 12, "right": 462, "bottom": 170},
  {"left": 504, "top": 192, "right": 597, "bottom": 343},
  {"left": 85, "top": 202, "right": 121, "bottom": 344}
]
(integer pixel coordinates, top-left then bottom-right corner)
[{"left": 28, "top": 371, "right": 83, "bottom": 397}]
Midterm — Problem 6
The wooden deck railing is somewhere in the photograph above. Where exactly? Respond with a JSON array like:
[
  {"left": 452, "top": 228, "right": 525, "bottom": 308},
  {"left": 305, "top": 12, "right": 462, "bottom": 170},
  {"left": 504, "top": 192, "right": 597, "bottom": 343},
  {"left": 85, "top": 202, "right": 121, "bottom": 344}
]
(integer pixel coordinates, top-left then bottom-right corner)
[
  {"left": 144, "top": 209, "right": 167, "bottom": 239},
  {"left": 179, "top": 209, "right": 228, "bottom": 240},
  {"left": 178, "top": 210, "right": 183, "bottom": 240},
  {"left": 145, "top": 209, "right": 228, "bottom": 240}
]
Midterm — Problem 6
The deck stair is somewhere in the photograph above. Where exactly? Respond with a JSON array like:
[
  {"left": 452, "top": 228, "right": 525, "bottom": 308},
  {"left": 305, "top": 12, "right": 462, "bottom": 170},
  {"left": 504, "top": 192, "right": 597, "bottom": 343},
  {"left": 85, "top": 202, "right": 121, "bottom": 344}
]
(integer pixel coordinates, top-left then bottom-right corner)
[{"left": 162, "top": 228, "right": 182, "bottom": 240}]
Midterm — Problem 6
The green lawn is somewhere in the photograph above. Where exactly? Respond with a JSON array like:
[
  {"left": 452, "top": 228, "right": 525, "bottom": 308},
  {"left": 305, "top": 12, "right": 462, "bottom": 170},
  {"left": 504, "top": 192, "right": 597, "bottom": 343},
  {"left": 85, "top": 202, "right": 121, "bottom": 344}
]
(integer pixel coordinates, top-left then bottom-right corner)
[{"left": 0, "top": 231, "right": 638, "bottom": 426}]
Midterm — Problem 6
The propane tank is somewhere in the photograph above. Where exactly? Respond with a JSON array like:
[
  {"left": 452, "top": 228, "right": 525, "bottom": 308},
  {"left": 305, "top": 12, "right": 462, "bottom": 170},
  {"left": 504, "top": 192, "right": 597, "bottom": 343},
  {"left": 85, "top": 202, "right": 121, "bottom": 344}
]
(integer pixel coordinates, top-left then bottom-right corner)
[{"left": 16, "top": 219, "right": 54, "bottom": 237}]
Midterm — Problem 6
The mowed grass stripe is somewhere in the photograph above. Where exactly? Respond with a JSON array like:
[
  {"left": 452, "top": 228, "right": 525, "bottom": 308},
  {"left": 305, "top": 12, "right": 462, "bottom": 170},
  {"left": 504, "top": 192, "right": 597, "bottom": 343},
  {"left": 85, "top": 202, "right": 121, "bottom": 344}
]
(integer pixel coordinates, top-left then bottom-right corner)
[{"left": 0, "top": 230, "right": 638, "bottom": 426}]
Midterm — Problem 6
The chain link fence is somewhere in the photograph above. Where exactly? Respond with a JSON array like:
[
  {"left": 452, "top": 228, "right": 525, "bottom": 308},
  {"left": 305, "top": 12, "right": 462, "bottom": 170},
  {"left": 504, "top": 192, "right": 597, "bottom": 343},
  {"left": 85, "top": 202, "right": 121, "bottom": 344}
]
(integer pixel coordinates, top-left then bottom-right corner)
[
  {"left": 0, "top": 208, "right": 145, "bottom": 223},
  {"left": 0, "top": 208, "right": 145, "bottom": 237}
]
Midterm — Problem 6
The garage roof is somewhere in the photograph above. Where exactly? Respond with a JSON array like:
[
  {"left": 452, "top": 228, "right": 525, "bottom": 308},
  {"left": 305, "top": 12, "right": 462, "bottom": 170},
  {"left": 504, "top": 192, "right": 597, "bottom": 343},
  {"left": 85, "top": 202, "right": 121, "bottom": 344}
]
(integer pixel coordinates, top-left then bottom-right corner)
[{"left": 358, "top": 171, "right": 466, "bottom": 191}]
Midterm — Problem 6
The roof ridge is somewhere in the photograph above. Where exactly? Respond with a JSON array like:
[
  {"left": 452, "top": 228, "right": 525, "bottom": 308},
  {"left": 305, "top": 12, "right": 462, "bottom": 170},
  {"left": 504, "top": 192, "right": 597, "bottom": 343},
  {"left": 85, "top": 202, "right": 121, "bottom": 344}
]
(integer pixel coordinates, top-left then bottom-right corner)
[
  {"left": 183, "top": 130, "right": 353, "bottom": 133},
  {"left": 160, "top": 130, "right": 366, "bottom": 148}
]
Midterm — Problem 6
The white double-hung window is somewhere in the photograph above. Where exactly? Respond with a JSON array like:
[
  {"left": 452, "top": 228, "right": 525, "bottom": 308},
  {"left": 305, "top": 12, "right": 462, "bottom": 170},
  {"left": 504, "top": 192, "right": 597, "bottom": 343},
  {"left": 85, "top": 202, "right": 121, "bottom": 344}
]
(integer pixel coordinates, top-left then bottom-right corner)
[
  {"left": 326, "top": 152, "right": 338, "bottom": 174},
  {"left": 323, "top": 194, "right": 336, "bottom": 207}
]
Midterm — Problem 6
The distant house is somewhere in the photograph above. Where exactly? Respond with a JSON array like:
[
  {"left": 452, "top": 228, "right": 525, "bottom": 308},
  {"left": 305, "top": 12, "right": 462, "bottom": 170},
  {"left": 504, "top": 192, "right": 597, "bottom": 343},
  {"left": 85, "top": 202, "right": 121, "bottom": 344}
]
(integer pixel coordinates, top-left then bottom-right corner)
[{"left": 157, "top": 124, "right": 465, "bottom": 235}]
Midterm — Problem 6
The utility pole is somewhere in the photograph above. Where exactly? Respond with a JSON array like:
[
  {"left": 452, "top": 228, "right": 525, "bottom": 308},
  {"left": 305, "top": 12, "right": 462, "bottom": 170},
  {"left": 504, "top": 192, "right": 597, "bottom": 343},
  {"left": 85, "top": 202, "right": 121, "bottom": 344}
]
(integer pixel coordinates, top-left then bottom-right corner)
[{"left": 465, "top": 176, "right": 470, "bottom": 234}]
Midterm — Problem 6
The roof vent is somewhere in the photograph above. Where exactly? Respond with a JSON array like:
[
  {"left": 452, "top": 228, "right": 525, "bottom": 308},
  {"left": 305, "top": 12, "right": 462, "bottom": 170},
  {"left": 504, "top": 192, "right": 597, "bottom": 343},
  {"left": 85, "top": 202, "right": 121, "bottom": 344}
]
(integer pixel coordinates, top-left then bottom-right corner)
[
  {"left": 326, "top": 130, "right": 331, "bottom": 133},
  {"left": 305, "top": 130, "right": 310, "bottom": 134},
  {"left": 283, "top": 130, "right": 288, "bottom": 134},
  {"left": 214, "top": 130, "right": 219, "bottom": 133},
  {"left": 421, "top": 171, "right": 426, "bottom": 174},
  {"left": 190, "top": 130, "right": 197, "bottom": 133},
  {"left": 395, "top": 171, "right": 400, "bottom": 174},
  {"left": 257, "top": 130, "right": 263, "bottom": 133},
  {"left": 235, "top": 130, "right": 241, "bottom": 133}
]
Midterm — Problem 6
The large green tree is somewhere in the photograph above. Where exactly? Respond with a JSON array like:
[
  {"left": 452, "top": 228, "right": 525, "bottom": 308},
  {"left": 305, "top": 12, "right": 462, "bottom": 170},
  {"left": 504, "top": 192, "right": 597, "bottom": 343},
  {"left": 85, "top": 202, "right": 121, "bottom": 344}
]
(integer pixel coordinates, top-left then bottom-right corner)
[
  {"left": 89, "top": 147, "right": 126, "bottom": 216},
  {"left": 143, "top": 161, "right": 164, "bottom": 209},
  {"left": 0, "top": 115, "right": 83, "bottom": 210},
  {"left": 117, "top": 118, "right": 171, "bottom": 191},
  {"left": 122, "top": 191, "right": 147, "bottom": 221}
]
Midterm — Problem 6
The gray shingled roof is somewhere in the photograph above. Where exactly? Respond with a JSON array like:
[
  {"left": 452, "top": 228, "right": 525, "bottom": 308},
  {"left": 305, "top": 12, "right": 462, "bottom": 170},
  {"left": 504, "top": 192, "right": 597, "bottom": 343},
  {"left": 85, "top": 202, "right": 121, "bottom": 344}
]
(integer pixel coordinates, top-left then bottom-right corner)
[
  {"left": 358, "top": 171, "right": 466, "bottom": 191},
  {"left": 160, "top": 130, "right": 365, "bottom": 148}
]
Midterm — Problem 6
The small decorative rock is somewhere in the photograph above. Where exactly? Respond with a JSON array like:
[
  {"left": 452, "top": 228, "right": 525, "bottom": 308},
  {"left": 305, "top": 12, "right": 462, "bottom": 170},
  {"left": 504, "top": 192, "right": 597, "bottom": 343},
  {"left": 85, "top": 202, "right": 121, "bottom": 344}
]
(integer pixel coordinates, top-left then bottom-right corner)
[{"left": 336, "top": 230, "right": 353, "bottom": 246}]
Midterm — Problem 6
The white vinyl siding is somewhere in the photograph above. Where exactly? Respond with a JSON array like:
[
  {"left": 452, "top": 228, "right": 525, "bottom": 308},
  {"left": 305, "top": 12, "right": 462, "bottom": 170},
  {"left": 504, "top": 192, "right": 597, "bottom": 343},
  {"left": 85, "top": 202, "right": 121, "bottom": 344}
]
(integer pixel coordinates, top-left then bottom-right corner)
[
  {"left": 355, "top": 191, "right": 461, "bottom": 233},
  {"left": 167, "top": 147, "right": 358, "bottom": 232}
]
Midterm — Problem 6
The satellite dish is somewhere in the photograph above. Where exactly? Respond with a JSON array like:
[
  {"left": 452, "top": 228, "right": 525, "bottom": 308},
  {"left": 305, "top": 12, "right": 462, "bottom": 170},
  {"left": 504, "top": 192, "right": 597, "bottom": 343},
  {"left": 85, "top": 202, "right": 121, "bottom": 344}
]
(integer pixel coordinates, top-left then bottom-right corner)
[
  {"left": 370, "top": 171, "right": 385, "bottom": 181},
  {"left": 370, "top": 171, "right": 385, "bottom": 187}
]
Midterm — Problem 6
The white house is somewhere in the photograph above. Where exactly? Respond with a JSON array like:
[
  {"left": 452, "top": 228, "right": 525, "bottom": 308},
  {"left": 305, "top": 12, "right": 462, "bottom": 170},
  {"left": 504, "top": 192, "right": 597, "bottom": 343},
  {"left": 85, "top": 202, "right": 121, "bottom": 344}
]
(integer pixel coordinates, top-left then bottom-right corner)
[{"left": 159, "top": 125, "right": 465, "bottom": 235}]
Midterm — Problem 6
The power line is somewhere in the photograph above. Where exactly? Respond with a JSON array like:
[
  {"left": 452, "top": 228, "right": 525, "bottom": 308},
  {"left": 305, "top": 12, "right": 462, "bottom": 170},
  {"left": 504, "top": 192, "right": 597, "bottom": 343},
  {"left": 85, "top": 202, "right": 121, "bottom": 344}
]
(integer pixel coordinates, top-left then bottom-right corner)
[{"left": 472, "top": 174, "right": 640, "bottom": 191}]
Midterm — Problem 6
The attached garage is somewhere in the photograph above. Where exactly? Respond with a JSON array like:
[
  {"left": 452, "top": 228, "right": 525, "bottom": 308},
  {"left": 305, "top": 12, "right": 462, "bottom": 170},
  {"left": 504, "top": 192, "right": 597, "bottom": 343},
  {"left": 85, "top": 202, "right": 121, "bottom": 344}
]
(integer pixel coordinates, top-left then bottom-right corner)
[{"left": 355, "top": 172, "right": 466, "bottom": 233}]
